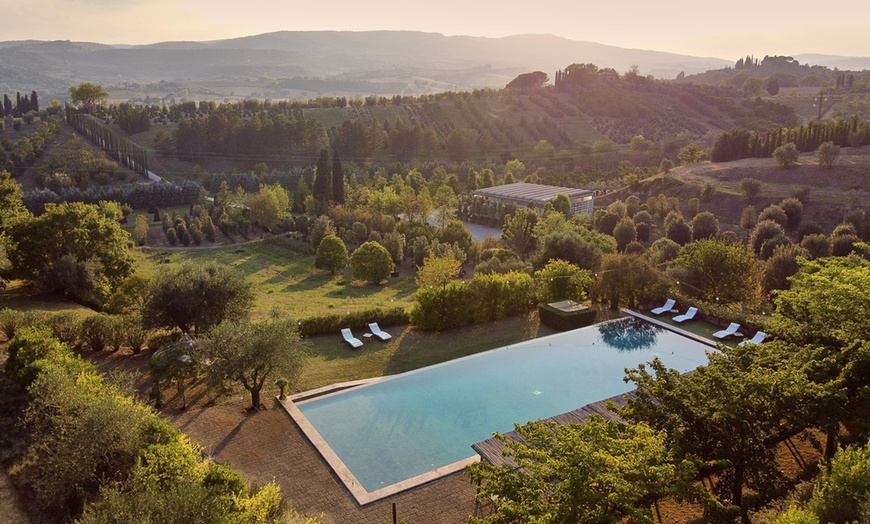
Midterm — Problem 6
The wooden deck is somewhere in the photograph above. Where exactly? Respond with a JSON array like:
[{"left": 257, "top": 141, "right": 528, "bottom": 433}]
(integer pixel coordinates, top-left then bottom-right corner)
[{"left": 471, "top": 392, "right": 636, "bottom": 467}]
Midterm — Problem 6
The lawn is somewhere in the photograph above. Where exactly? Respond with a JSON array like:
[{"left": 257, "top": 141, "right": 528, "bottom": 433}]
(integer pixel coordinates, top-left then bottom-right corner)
[
  {"left": 298, "top": 313, "right": 556, "bottom": 391},
  {"left": 136, "top": 240, "right": 418, "bottom": 320}
]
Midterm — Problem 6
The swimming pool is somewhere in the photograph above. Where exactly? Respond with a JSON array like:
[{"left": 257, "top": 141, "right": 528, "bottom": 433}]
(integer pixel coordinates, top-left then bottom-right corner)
[{"left": 289, "top": 316, "right": 713, "bottom": 503}]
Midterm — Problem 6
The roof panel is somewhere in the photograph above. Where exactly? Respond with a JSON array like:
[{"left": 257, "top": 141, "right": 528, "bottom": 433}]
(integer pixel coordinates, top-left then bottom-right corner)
[{"left": 472, "top": 183, "right": 593, "bottom": 206}]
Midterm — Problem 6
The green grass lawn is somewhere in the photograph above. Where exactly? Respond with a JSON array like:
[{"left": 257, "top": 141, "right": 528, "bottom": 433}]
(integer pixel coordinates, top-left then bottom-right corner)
[
  {"left": 137, "top": 240, "right": 418, "bottom": 319},
  {"left": 1, "top": 240, "right": 562, "bottom": 394},
  {"left": 297, "top": 313, "right": 556, "bottom": 391},
  {"left": 633, "top": 308, "right": 747, "bottom": 348}
]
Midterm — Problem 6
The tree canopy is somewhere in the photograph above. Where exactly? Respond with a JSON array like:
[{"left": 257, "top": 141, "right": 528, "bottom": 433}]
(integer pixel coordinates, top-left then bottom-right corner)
[
  {"left": 143, "top": 261, "right": 253, "bottom": 333},
  {"left": 506, "top": 71, "right": 549, "bottom": 90},
  {"left": 6, "top": 202, "right": 134, "bottom": 307},
  {"left": 202, "top": 316, "right": 308, "bottom": 410},
  {"left": 68, "top": 82, "right": 109, "bottom": 110},
  {"left": 467, "top": 415, "right": 695, "bottom": 524}
]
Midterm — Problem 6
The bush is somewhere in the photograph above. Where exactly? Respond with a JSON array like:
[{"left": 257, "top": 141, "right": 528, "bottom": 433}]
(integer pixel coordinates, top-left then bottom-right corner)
[
  {"left": 79, "top": 313, "right": 115, "bottom": 351},
  {"left": 774, "top": 142, "right": 800, "bottom": 168},
  {"left": 750, "top": 220, "right": 786, "bottom": 255},
  {"left": 470, "top": 272, "right": 536, "bottom": 323},
  {"left": 409, "top": 282, "right": 475, "bottom": 331},
  {"left": 298, "top": 307, "right": 409, "bottom": 337},
  {"left": 349, "top": 241, "right": 394, "bottom": 284},
  {"left": 741, "top": 177, "right": 762, "bottom": 202},
  {"left": 758, "top": 204, "right": 788, "bottom": 228}
]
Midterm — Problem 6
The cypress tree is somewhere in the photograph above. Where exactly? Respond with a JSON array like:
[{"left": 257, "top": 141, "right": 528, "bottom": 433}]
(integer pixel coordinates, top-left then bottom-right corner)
[
  {"left": 331, "top": 150, "right": 345, "bottom": 204},
  {"left": 31, "top": 91, "right": 38, "bottom": 112},
  {"left": 312, "top": 148, "right": 331, "bottom": 214}
]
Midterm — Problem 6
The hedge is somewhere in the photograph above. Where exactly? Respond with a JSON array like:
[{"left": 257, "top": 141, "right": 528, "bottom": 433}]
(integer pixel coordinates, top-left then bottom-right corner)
[
  {"left": 538, "top": 302, "right": 598, "bottom": 331},
  {"left": 298, "top": 306, "right": 409, "bottom": 337}
]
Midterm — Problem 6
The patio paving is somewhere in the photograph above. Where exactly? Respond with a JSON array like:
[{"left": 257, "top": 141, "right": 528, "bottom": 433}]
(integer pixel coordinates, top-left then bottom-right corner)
[{"left": 168, "top": 398, "right": 494, "bottom": 524}]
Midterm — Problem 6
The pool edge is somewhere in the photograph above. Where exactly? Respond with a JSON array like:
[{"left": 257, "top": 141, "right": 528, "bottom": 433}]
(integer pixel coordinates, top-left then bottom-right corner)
[{"left": 280, "top": 386, "right": 480, "bottom": 506}]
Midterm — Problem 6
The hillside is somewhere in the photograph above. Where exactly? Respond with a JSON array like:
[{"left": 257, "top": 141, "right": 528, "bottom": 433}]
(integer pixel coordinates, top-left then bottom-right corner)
[
  {"left": 623, "top": 146, "right": 870, "bottom": 234},
  {"left": 0, "top": 31, "right": 734, "bottom": 103}
]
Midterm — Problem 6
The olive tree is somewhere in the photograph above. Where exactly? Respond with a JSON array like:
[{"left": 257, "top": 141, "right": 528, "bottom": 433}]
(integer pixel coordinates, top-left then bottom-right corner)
[
  {"left": 774, "top": 142, "right": 800, "bottom": 168},
  {"left": 143, "top": 261, "right": 253, "bottom": 333},
  {"left": 202, "top": 316, "right": 307, "bottom": 410}
]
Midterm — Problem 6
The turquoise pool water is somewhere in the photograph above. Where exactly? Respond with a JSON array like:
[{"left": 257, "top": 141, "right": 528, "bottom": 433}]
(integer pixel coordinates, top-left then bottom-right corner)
[{"left": 296, "top": 317, "right": 711, "bottom": 492}]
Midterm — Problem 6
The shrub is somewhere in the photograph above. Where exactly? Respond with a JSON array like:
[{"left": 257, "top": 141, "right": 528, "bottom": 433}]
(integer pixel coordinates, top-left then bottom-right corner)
[
  {"left": 470, "top": 272, "right": 535, "bottom": 323},
  {"left": 691, "top": 211, "right": 719, "bottom": 241},
  {"left": 779, "top": 198, "right": 804, "bottom": 231},
  {"left": 538, "top": 303, "right": 597, "bottom": 331},
  {"left": 45, "top": 311, "right": 82, "bottom": 348},
  {"left": 749, "top": 220, "right": 786, "bottom": 255},
  {"left": 801, "top": 234, "right": 831, "bottom": 259},
  {"left": 773, "top": 142, "right": 800, "bottom": 168},
  {"left": 314, "top": 235, "right": 348, "bottom": 275},
  {"left": 410, "top": 282, "right": 474, "bottom": 331},
  {"left": 758, "top": 204, "right": 788, "bottom": 228},
  {"left": 79, "top": 313, "right": 115, "bottom": 351},
  {"left": 741, "top": 177, "right": 762, "bottom": 202},
  {"left": 815, "top": 141, "right": 840, "bottom": 168},
  {"left": 831, "top": 234, "right": 859, "bottom": 257},
  {"left": 5, "top": 326, "right": 69, "bottom": 386}
]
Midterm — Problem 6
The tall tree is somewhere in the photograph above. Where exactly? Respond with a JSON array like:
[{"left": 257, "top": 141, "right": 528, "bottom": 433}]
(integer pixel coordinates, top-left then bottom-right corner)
[
  {"left": 331, "top": 150, "right": 345, "bottom": 204},
  {"left": 68, "top": 82, "right": 109, "bottom": 112},
  {"left": 312, "top": 148, "right": 331, "bottom": 215},
  {"left": 6, "top": 202, "right": 133, "bottom": 306},
  {"left": 621, "top": 342, "right": 830, "bottom": 518},
  {"left": 501, "top": 209, "right": 538, "bottom": 261}
]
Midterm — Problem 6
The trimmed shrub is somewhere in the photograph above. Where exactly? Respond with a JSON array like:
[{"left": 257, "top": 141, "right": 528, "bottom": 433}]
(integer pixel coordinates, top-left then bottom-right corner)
[
  {"left": 298, "top": 307, "right": 409, "bottom": 337},
  {"left": 538, "top": 303, "right": 597, "bottom": 331},
  {"left": 410, "top": 282, "right": 474, "bottom": 331}
]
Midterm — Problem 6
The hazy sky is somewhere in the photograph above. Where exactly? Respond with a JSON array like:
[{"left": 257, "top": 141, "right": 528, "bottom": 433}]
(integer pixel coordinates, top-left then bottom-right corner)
[{"left": 5, "top": 0, "right": 870, "bottom": 59}]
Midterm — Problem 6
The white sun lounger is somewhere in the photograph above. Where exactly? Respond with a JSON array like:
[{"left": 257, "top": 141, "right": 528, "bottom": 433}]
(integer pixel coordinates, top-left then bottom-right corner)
[
  {"left": 713, "top": 322, "right": 741, "bottom": 339},
  {"left": 341, "top": 328, "right": 363, "bottom": 349},
  {"left": 651, "top": 299, "right": 676, "bottom": 315},
  {"left": 368, "top": 322, "right": 392, "bottom": 341},
  {"left": 738, "top": 331, "right": 766, "bottom": 346},
  {"left": 672, "top": 307, "right": 697, "bottom": 323}
]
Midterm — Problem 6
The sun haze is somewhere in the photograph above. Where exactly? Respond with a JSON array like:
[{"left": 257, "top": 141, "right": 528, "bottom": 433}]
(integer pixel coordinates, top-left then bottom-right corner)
[{"left": 4, "top": 0, "right": 870, "bottom": 59}]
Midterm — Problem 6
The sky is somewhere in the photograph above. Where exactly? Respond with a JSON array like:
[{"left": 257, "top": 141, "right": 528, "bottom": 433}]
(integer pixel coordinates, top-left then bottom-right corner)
[{"left": 4, "top": 0, "right": 870, "bottom": 60}]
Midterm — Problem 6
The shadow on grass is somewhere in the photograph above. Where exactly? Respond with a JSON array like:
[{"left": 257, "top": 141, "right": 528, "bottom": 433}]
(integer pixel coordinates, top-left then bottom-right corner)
[{"left": 382, "top": 314, "right": 554, "bottom": 376}]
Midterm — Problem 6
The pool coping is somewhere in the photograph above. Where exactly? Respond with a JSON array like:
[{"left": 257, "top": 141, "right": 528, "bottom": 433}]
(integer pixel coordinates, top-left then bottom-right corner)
[
  {"left": 280, "top": 313, "right": 715, "bottom": 506},
  {"left": 621, "top": 308, "right": 719, "bottom": 349}
]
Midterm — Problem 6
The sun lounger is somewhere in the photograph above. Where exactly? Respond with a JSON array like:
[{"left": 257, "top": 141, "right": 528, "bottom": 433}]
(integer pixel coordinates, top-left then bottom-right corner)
[
  {"left": 368, "top": 322, "right": 392, "bottom": 341},
  {"left": 713, "top": 322, "right": 741, "bottom": 339},
  {"left": 672, "top": 307, "right": 697, "bottom": 323},
  {"left": 341, "top": 328, "right": 363, "bottom": 349},
  {"left": 651, "top": 299, "right": 676, "bottom": 315},
  {"left": 738, "top": 331, "right": 766, "bottom": 346}
]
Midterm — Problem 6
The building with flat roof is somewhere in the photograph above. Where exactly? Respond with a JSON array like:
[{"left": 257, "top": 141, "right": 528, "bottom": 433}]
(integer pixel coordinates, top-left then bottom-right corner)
[{"left": 472, "top": 182, "right": 595, "bottom": 217}]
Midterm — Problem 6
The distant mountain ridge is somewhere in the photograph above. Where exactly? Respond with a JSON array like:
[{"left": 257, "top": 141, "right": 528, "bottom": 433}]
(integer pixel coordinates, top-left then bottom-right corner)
[{"left": 0, "top": 31, "right": 866, "bottom": 102}]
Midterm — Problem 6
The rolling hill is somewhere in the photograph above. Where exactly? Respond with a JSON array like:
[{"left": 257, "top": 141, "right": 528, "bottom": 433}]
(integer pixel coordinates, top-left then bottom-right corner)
[{"left": 0, "top": 31, "right": 734, "bottom": 102}]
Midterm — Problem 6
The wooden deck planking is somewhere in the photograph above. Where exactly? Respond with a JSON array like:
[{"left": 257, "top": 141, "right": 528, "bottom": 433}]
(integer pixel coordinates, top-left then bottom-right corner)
[{"left": 472, "top": 391, "right": 636, "bottom": 467}]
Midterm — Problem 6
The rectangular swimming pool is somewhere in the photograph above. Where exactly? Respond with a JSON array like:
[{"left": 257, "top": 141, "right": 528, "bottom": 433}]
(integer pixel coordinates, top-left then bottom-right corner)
[{"left": 290, "top": 316, "right": 713, "bottom": 502}]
